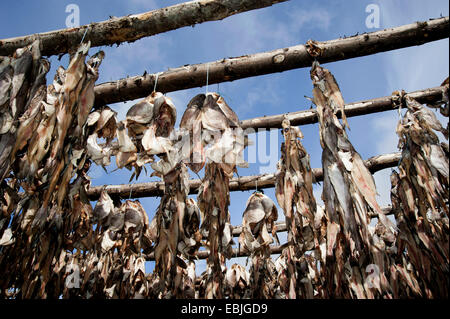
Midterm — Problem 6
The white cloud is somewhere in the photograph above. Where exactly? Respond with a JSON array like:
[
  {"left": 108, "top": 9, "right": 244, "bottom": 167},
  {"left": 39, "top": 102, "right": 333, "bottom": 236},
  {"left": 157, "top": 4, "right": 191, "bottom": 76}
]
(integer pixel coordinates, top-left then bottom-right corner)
[
  {"left": 287, "top": 8, "right": 332, "bottom": 32},
  {"left": 126, "top": 0, "right": 160, "bottom": 12},
  {"left": 217, "top": 5, "right": 333, "bottom": 56}
]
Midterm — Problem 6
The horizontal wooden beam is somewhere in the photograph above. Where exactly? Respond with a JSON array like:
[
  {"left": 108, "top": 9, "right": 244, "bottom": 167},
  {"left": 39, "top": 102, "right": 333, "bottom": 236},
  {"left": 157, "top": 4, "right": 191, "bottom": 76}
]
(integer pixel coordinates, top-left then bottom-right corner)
[
  {"left": 230, "top": 205, "right": 393, "bottom": 237},
  {"left": 146, "top": 206, "right": 394, "bottom": 261},
  {"left": 95, "top": 85, "right": 446, "bottom": 155},
  {"left": 92, "top": 17, "right": 449, "bottom": 106},
  {"left": 0, "top": 0, "right": 287, "bottom": 57},
  {"left": 241, "top": 86, "right": 447, "bottom": 130},
  {"left": 86, "top": 152, "right": 402, "bottom": 200},
  {"left": 147, "top": 243, "right": 285, "bottom": 261}
]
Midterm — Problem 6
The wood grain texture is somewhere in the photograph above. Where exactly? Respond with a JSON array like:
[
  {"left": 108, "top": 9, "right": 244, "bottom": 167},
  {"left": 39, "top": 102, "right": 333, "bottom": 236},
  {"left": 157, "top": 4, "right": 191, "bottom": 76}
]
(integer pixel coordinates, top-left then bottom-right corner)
[
  {"left": 92, "top": 17, "right": 449, "bottom": 106},
  {"left": 0, "top": 0, "right": 288, "bottom": 56}
]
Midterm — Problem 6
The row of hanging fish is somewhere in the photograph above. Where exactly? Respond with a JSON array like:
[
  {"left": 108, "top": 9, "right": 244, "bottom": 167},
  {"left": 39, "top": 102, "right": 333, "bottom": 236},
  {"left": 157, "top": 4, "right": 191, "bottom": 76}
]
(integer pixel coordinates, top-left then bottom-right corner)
[
  {"left": 86, "top": 91, "right": 250, "bottom": 299},
  {"left": 0, "top": 40, "right": 108, "bottom": 298}
]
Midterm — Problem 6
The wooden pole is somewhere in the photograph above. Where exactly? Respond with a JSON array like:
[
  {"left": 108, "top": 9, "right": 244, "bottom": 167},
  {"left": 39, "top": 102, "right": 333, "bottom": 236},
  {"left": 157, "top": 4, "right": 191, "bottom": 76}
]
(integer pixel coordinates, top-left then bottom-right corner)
[
  {"left": 241, "top": 86, "right": 447, "bottom": 130},
  {"left": 86, "top": 152, "right": 402, "bottom": 200},
  {"left": 0, "top": 0, "right": 288, "bottom": 57},
  {"left": 92, "top": 17, "right": 449, "bottom": 106},
  {"left": 146, "top": 205, "right": 394, "bottom": 261},
  {"left": 96, "top": 85, "right": 446, "bottom": 149}
]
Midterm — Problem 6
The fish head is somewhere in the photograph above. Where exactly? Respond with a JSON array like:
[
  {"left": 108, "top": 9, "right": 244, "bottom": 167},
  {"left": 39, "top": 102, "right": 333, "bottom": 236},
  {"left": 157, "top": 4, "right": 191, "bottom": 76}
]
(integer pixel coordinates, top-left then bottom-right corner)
[
  {"left": 180, "top": 94, "right": 205, "bottom": 130},
  {"left": 154, "top": 96, "right": 176, "bottom": 137}
]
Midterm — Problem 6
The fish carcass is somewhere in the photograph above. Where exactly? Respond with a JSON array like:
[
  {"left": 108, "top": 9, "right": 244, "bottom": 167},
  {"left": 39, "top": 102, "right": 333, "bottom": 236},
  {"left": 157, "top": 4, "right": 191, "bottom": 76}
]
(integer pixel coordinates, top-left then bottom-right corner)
[
  {"left": 275, "top": 117, "right": 322, "bottom": 298},
  {"left": 310, "top": 61, "right": 395, "bottom": 298},
  {"left": 181, "top": 92, "right": 247, "bottom": 298},
  {"left": 152, "top": 163, "right": 202, "bottom": 298},
  {"left": 239, "top": 191, "right": 279, "bottom": 298}
]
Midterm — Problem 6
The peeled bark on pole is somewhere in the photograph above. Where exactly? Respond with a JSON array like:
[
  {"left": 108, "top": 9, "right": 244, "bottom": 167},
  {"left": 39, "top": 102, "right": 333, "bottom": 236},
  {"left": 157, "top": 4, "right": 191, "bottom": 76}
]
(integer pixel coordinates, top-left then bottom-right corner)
[
  {"left": 86, "top": 151, "right": 402, "bottom": 200},
  {"left": 92, "top": 17, "right": 449, "bottom": 106},
  {"left": 241, "top": 86, "right": 448, "bottom": 130},
  {"left": 0, "top": 0, "right": 288, "bottom": 57}
]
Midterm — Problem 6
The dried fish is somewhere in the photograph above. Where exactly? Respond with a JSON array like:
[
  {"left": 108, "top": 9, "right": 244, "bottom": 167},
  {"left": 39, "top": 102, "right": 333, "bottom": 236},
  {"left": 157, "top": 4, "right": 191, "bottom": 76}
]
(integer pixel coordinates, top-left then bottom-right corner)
[
  {"left": 239, "top": 191, "right": 279, "bottom": 298},
  {"left": 311, "top": 61, "right": 395, "bottom": 298},
  {"left": 389, "top": 95, "right": 449, "bottom": 298},
  {"left": 274, "top": 117, "right": 322, "bottom": 298},
  {"left": 153, "top": 163, "right": 201, "bottom": 298},
  {"left": 189, "top": 92, "right": 246, "bottom": 299},
  {"left": 225, "top": 264, "right": 250, "bottom": 299},
  {"left": 1, "top": 32, "right": 448, "bottom": 300},
  {"left": 180, "top": 92, "right": 241, "bottom": 173},
  {"left": 0, "top": 41, "right": 107, "bottom": 299}
]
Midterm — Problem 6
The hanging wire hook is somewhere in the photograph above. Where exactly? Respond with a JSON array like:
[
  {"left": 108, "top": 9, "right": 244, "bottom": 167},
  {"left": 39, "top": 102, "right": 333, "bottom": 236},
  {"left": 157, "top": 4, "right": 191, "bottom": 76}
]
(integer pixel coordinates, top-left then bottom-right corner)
[
  {"left": 129, "top": 185, "right": 133, "bottom": 200},
  {"left": 80, "top": 26, "right": 90, "bottom": 44},
  {"left": 153, "top": 72, "right": 162, "bottom": 93},
  {"left": 205, "top": 63, "right": 210, "bottom": 94}
]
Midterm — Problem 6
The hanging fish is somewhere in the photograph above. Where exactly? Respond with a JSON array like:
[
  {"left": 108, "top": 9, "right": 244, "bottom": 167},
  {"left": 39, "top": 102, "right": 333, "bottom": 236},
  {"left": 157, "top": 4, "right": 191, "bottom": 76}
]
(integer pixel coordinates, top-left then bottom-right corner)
[
  {"left": 389, "top": 95, "right": 449, "bottom": 298},
  {"left": 153, "top": 163, "right": 201, "bottom": 298},
  {"left": 311, "top": 61, "right": 395, "bottom": 298},
  {"left": 225, "top": 264, "right": 250, "bottom": 299},
  {"left": 180, "top": 92, "right": 241, "bottom": 173},
  {"left": 239, "top": 191, "right": 279, "bottom": 298},
  {"left": 188, "top": 92, "right": 246, "bottom": 299}
]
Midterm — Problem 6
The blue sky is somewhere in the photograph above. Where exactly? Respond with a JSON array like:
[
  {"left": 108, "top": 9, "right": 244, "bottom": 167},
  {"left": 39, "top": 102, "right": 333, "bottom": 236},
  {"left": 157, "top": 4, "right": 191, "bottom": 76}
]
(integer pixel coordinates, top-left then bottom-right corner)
[{"left": 1, "top": 0, "right": 448, "bottom": 274}]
